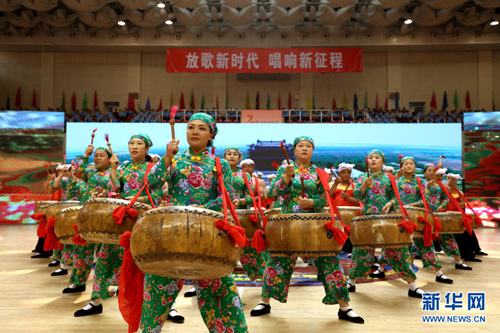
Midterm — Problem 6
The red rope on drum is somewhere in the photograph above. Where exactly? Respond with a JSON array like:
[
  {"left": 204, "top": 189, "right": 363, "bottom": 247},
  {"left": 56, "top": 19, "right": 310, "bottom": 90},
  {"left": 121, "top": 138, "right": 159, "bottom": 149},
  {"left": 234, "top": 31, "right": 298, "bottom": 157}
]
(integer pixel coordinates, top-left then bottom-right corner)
[
  {"left": 43, "top": 217, "right": 63, "bottom": 251},
  {"left": 416, "top": 177, "right": 434, "bottom": 246},
  {"left": 451, "top": 187, "right": 483, "bottom": 227},
  {"left": 388, "top": 174, "right": 417, "bottom": 234},
  {"left": 31, "top": 213, "right": 47, "bottom": 238},
  {"left": 250, "top": 176, "right": 269, "bottom": 253},
  {"left": 437, "top": 182, "right": 472, "bottom": 235},
  {"left": 214, "top": 157, "right": 248, "bottom": 248},
  {"left": 72, "top": 224, "right": 87, "bottom": 245}
]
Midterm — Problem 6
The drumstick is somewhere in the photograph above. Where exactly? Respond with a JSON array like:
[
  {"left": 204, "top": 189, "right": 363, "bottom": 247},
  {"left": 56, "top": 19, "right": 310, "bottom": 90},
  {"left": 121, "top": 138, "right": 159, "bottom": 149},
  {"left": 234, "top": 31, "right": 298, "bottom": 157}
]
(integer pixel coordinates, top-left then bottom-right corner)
[
  {"left": 104, "top": 133, "right": 114, "bottom": 156},
  {"left": 91, "top": 128, "right": 98, "bottom": 145},
  {"left": 439, "top": 155, "right": 446, "bottom": 165},
  {"left": 342, "top": 180, "right": 352, "bottom": 194},
  {"left": 399, "top": 154, "right": 403, "bottom": 168},
  {"left": 45, "top": 162, "right": 51, "bottom": 176},
  {"left": 300, "top": 165, "right": 305, "bottom": 197},
  {"left": 365, "top": 157, "right": 370, "bottom": 178},
  {"left": 280, "top": 141, "right": 290, "bottom": 165},
  {"left": 170, "top": 106, "right": 178, "bottom": 140}
]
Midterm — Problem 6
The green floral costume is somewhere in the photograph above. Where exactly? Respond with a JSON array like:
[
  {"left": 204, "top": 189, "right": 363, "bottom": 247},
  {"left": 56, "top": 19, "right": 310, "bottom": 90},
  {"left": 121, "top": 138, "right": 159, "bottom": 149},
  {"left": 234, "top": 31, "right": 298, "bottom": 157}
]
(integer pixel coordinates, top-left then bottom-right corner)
[
  {"left": 350, "top": 171, "right": 416, "bottom": 281},
  {"left": 262, "top": 162, "right": 350, "bottom": 305},
  {"left": 140, "top": 147, "right": 248, "bottom": 333}
]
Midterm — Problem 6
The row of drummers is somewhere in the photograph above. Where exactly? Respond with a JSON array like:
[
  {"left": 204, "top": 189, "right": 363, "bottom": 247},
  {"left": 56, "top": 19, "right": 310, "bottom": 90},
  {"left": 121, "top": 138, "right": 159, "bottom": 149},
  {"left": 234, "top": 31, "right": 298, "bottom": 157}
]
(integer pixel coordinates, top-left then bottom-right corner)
[{"left": 30, "top": 127, "right": 485, "bottom": 333}]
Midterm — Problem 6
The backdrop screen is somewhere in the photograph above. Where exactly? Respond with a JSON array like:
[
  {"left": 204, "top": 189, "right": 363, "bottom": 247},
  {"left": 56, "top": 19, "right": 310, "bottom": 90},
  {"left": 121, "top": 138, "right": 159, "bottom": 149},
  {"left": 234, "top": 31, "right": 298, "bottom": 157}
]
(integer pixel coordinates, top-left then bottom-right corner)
[{"left": 0, "top": 111, "right": 65, "bottom": 224}]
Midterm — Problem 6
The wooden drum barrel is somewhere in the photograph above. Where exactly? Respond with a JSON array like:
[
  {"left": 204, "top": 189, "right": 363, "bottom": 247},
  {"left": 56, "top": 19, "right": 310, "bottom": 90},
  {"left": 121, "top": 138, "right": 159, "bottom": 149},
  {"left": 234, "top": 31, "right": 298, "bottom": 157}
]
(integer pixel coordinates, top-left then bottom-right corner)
[
  {"left": 435, "top": 211, "right": 465, "bottom": 234},
  {"left": 263, "top": 208, "right": 281, "bottom": 218},
  {"left": 46, "top": 201, "right": 81, "bottom": 223},
  {"left": 323, "top": 206, "right": 361, "bottom": 226},
  {"left": 236, "top": 209, "right": 263, "bottom": 239},
  {"left": 350, "top": 214, "right": 413, "bottom": 249},
  {"left": 265, "top": 213, "right": 343, "bottom": 257},
  {"left": 54, "top": 206, "right": 82, "bottom": 244},
  {"left": 33, "top": 201, "right": 57, "bottom": 223},
  {"left": 130, "top": 206, "right": 242, "bottom": 280},
  {"left": 400, "top": 206, "right": 435, "bottom": 239},
  {"left": 78, "top": 197, "right": 151, "bottom": 245}
]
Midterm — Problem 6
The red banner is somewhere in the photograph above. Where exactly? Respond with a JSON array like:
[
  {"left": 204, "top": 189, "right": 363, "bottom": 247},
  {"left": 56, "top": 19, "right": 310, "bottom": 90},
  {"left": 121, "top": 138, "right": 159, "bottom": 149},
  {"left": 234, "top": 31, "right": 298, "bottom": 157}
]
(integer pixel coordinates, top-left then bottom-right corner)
[
  {"left": 166, "top": 48, "right": 362, "bottom": 73},
  {"left": 241, "top": 110, "right": 282, "bottom": 123}
]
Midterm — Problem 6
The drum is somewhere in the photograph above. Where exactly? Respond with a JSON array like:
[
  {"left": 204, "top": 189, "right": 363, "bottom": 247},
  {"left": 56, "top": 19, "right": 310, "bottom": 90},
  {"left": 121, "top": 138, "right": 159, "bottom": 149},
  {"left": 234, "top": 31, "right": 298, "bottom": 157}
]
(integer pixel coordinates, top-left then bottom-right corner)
[
  {"left": 398, "top": 206, "right": 435, "bottom": 239},
  {"left": 436, "top": 211, "right": 465, "bottom": 234},
  {"left": 130, "top": 206, "right": 242, "bottom": 280},
  {"left": 78, "top": 197, "right": 151, "bottom": 245},
  {"left": 236, "top": 209, "right": 263, "bottom": 239},
  {"left": 46, "top": 201, "right": 81, "bottom": 223},
  {"left": 54, "top": 206, "right": 82, "bottom": 244},
  {"left": 265, "top": 213, "right": 343, "bottom": 257},
  {"left": 350, "top": 214, "right": 413, "bottom": 249},
  {"left": 323, "top": 206, "right": 361, "bottom": 226},
  {"left": 33, "top": 201, "right": 57, "bottom": 223},
  {"left": 263, "top": 208, "right": 281, "bottom": 218}
]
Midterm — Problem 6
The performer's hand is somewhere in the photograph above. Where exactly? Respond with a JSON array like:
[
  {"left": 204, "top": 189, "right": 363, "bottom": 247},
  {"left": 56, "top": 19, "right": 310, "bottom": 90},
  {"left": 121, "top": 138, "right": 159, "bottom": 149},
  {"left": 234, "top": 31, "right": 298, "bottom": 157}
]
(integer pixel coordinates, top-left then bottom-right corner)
[
  {"left": 124, "top": 196, "right": 135, "bottom": 200},
  {"left": 340, "top": 192, "right": 348, "bottom": 200},
  {"left": 382, "top": 201, "right": 393, "bottom": 214},
  {"left": 110, "top": 154, "right": 119, "bottom": 169},
  {"left": 333, "top": 177, "right": 341, "bottom": 185},
  {"left": 437, "top": 162, "right": 443, "bottom": 169},
  {"left": 84, "top": 144, "right": 94, "bottom": 157},
  {"left": 427, "top": 180, "right": 436, "bottom": 188},
  {"left": 363, "top": 177, "right": 373, "bottom": 187},
  {"left": 233, "top": 199, "right": 240, "bottom": 207},
  {"left": 190, "top": 204, "right": 203, "bottom": 208},
  {"left": 298, "top": 197, "right": 313, "bottom": 209},
  {"left": 166, "top": 140, "right": 180, "bottom": 159},
  {"left": 47, "top": 174, "right": 56, "bottom": 181},
  {"left": 395, "top": 169, "right": 404, "bottom": 178},
  {"left": 285, "top": 164, "right": 295, "bottom": 178}
]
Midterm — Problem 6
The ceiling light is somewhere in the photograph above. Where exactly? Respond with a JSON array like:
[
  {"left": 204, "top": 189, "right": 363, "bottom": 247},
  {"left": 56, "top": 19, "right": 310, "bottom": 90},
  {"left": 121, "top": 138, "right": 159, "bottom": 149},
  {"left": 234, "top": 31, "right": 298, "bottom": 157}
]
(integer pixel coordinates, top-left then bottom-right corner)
[
  {"left": 157, "top": 2, "right": 165, "bottom": 8},
  {"left": 165, "top": 20, "right": 173, "bottom": 25},
  {"left": 118, "top": 21, "right": 126, "bottom": 26},
  {"left": 491, "top": 20, "right": 499, "bottom": 26},
  {"left": 404, "top": 19, "right": 412, "bottom": 25}
]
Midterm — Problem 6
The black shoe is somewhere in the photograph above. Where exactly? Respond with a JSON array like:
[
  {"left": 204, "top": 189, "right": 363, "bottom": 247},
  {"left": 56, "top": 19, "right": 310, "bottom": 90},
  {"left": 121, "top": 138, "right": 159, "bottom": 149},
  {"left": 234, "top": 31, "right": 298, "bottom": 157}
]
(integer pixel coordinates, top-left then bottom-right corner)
[
  {"left": 348, "top": 283, "right": 356, "bottom": 293},
  {"left": 184, "top": 289, "right": 196, "bottom": 298},
  {"left": 369, "top": 270, "right": 386, "bottom": 279},
  {"left": 250, "top": 303, "right": 271, "bottom": 316},
  {"left": 370, "top": 264, "right": 380, "bottom": 270},
  {"left": 31, "top": 253, "right": 51, "bottom": 259},
  {"left": 475, "top": 251, "right": 488, "bottom": 256},
  {"left": 408, "top": 288, "right": 423, "bottom": 299},
  {"left": 464, "top": 256, "right": 482, "bottom": 263},
  {"left": 63, "top": 285, "right": 86, "bottom": 294},
  {"left": 51, "top": 268, "right": 68, "bottom": 276},
  {"left": 48, "top": 260, "right": 60, "bottom": 267},
  {"left": 167, "top": 311, "right": 185, "bottom": 324},
  {"left": 32, "top": 249, "right": 38, "bottom": 253},
  {"left": 415, "top": 255, "right": 421, "bottom": 260},
  {"left": 74, "top": 304, "right": 103, "bottom": 317},
  {"left": 455, "top": 263, "right": 473, "bottom": 270},
  {"left": 338, "top": 309, "right": 364, "bottom": 324},
  {"left": 436, "top": 274, "right": 453, "bottom": 284}
]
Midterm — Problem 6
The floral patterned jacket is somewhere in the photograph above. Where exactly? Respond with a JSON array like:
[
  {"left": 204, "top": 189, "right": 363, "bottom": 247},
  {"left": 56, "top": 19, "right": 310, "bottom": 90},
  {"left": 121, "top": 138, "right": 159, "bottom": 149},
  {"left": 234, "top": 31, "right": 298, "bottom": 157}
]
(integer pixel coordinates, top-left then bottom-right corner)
[{"left": 353, "top": 171, "right": 399, "bottom": 215}]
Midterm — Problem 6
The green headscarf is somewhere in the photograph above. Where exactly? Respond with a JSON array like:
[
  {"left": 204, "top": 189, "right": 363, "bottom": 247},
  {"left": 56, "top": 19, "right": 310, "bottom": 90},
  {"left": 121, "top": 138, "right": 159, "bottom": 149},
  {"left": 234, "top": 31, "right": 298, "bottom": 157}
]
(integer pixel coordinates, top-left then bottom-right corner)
[
  {"left": 293, "top": 136, "right": 315, "bottom": 149},
  {"left": 129, "top": 133, "right": 153, "bottom": 147},
  {"left": 95, "top": 146, "right": 112, "bottom": 157},
  {"left": 368, "top": 149, "right": 386, "bottom": 162},
  {"left": 423, "top": 163, "right": 435, "bottom": 172},
  {"left": 189, "top": 113, "right": 218, "bottom": 147},
  {"left": 224, "top": 146, "right": 241, "bottom": 156},
  {"left": 401, "top": 156, "right": 415, "bottom": 163}
]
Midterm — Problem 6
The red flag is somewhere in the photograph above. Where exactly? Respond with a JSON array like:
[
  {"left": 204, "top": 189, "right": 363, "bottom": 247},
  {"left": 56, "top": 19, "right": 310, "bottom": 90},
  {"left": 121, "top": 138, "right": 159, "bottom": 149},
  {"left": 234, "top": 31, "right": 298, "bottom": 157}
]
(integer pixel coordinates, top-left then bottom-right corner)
[
  {"left": 465, "top": 89, "right": 471, "bottom": 109},
  {"left": 278, "top": 92, "right": 281, "bottom": 109},
  {"left": 127, "top": 94, "right": 133, "bottom": 110},
  {"left": 179, "top": 92, "right": 186, "bottom": 109},
  {"left": 375, "top": 93, "right": 379, "bottom": 110},
  {"left": 288, "top": 92, "right": 292, "bottom": 109},
  {"left": 71, "top": 92, "right": 77, "bottom": 109},
  {"left": 332, "top": 97, "right": 337, "bottom": 109},
  {"left": 15, "top": 86, "right": 21, "bottom": 108},
  {"left": 384, "top": 96, "right": 388, "bottom": 111},
  {"left": 430, "top": 91, "right": 437, "bottom": 109},
  {"left": 32, "top": 90, "right": 37, "bottom": 109},
  {"left": 158, "top": 98, "right": 163, "bottom": 110},
  {"left": 93, "top": 90, "right": 98, "bottom": 109},
  {"left": 216, "top": 96, "right": 219, "bottom": 110}
]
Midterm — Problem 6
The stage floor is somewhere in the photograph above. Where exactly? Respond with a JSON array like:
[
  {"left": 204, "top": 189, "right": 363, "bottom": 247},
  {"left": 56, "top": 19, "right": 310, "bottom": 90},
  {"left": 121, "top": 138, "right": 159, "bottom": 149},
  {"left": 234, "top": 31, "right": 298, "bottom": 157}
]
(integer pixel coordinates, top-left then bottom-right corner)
[{"left": 0, "top": 225, "right": 499, "bottom": 333}]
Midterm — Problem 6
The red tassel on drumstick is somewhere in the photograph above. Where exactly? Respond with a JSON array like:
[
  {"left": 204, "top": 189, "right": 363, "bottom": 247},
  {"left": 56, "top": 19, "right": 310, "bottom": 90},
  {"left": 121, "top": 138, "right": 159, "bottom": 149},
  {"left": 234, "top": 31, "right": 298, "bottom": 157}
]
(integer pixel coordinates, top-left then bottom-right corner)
[
  {"left": 439, "top": 155, "right": 446, "bottom": 165},
  {"left": 399, "top": 154, "right": 403, "bottom": 168},
  {"left": 280, "top": 141, "right": 290, "bottom": 165},
  {"left": 170, "top": 106, "right": 178, "bottom": 140},
  {"left": 299, "top": 165, "right": 305, "bottom": 197},
  {"left": 91, "top": 128, "right": 98, "bottom": 145},
  {"left": 104, "top": 133, "right": 114, "bottom": 156}
]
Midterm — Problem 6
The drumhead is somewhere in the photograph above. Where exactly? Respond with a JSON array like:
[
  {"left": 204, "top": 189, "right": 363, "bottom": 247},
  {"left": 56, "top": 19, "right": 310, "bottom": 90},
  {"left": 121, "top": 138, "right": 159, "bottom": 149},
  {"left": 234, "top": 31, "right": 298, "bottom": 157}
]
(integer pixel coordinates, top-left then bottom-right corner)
[
  {"left": 268, "top": 213, "right": 339, "bottom": 222},
  {"left": 58, "top": 206, "right": 83, "bottom": 215},
  {"left": 37, "top": 201, "right": 58, "bottom": 205},
  {"left": 263, "top": 208, "right": 281, "bottom": 215},
  {"left": 48, "top": 201, "right": 80, "bottom": 207},
  {"left": 351, "top": 214, "right": 404, "bottom": 222},
  {"left": 324, "top": 206, "right": 361, "bottom": 211},
  {"left": 140, "top": 205, "right": 234, "bottom": 222},
  {"left": 434, "top": 211, "right": 462, "bottom": 217},
  {"left": 236, "top": 209, "right": 262, "bottom": 216},
  {"left": 88, "top": 197, "right": 151, "bottom": 210},
  {"left": 403, "top": 206, "right": 426, "bottom": 212}
]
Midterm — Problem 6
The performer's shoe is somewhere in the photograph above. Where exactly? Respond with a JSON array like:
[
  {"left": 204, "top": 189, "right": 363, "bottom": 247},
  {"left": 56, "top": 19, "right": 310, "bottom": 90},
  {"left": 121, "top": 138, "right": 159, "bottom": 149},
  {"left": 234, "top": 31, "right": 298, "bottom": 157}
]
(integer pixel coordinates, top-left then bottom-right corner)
[
  {"left": 347, "top": 283, "right": 356, "bottom": 293},
  {"left": 250, "top": 303, "right": 271, "bottom": 316},
  {"left": 435, "top": 275, "right": 453, "bottom": 284},
  {"left": 475, "top": 251, "right": 488, "bottom": 256},
  {"left": 48, "top": 260, "right": 60, "bottom": 267},
  {"left": 63, "top": 285, "right": 86, "bottom": 294},
  {"left": 338, "top": 309, "right": 364, "bottom": 324},
  {"left": 414, "top": 255, "right": 421, "bottom": 260},
  {"left": 183, "top": 286, "right": 196, "bottom": 298},
  {"left": 51, "top": 268, "right": 68, "bottom": 276},
  {"left": 74, "top": 304, "right": 103, "bottom": 317},
  {"left": 464, "top": 256, "right": 482, "bottom": 263},
  {"left": 32, "top": 249, "right": 38, "bottom": 253},
  {"left": 369, "top": 270, "right": 385, "bottom": 279},
  {"left": 31, "top": 253, "right": 51, "bottom": 259},
  {"left": 167, "top": 309, "right": 185, "bottom": 324},
  {"left": 408, "top": 288, "right": 423, "bottom": 299},
  {"left": 455, "top": 263, "right": 473, "bottom": 270}
]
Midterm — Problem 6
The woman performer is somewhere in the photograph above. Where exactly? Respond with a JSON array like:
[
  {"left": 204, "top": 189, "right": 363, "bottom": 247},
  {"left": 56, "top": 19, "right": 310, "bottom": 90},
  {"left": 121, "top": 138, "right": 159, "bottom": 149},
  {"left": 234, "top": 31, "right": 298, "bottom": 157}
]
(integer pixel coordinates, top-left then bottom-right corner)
[
  {"left": 348, "top": 150, "right": 425, "bottom": 298},
  {"left": 422, "top": 164, "right": 472, "bottom": 271},
  {"left": 329, "top": 163, "right": 359, "bottom": 207},
  {"left": 445, "top": 174, "right": 485, "bottom": 261},
  {"left": 49, "top": 164, "right": 81, "bottom": 276},
  {"left": 250, "top": 136, "right": 364, "bottom": 324},
  {"left": 140, "top": 113, "right": 248, "bottom": 332},
  {"left": 371, "top": 156, "right": 454, "bottom": 284}
]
